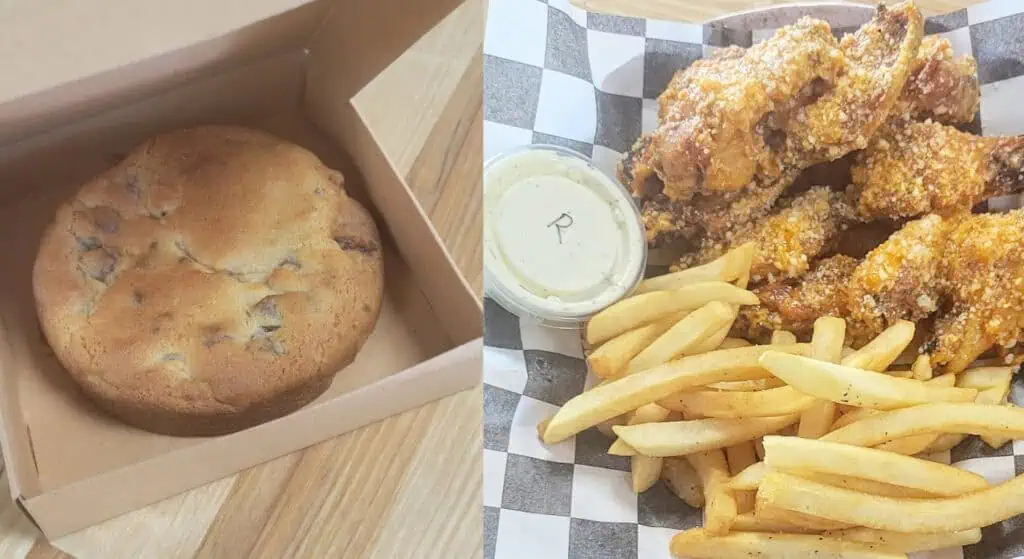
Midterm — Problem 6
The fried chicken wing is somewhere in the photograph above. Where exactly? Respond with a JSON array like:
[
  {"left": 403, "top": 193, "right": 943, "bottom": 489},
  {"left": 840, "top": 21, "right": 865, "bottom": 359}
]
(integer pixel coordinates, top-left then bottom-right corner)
[
  {"left": 648, "top": 18, "right": 843, "bottom": 198},
  {"left": 673, "top": 187, "right": 855, "bottom": 283},
  {"left": 733, "top": 255, "right": 859, "bottom": 343},
  {"left": 779, "top": 2, "right": 923, "bottom": 168},
  {"left": 849, "top": 120, "right": 1024, "bottom": 220},
  {"left": 930, "top": 211, "right": 1024, "bottom": 372},
  {"left": 898, "top": 35, "right": 980, "bottom": 126},
  {"left": 734, "top": 211, "right": 1024, "bottom": 372}
]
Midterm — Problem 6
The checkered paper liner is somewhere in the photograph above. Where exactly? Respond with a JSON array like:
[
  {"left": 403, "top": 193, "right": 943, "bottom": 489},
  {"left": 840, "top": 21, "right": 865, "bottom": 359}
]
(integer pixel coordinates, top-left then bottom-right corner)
[{"left": 483, "top": 1, "right": 1024, "bottom": 558}]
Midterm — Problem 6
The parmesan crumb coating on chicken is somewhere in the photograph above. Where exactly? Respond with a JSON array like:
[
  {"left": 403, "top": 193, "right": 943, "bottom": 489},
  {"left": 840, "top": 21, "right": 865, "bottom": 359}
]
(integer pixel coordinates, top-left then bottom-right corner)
[
  {"left": 898, "top": 35, "right": 980, "bottom": 126},
  {"left": 672, "top": 187, "right": 855, "bottom": 283},
  {"left": 850, "top": 120, "right": 1024, "bottom": 220}
]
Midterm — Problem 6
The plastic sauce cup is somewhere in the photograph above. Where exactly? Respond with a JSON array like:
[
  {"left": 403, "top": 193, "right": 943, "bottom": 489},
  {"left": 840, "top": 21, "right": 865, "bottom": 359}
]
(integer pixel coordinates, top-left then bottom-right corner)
[{"left": 483, "top": 144, "right": 647, "bottom": 328}]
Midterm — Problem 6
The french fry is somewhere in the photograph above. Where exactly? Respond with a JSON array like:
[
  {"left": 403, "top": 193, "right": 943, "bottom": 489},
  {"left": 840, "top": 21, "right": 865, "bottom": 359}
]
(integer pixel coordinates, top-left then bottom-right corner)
[
  {"left": 536, "top": 416, "right": 552, "bottom": 439},
  {"left": 542, "top": 344, "right": 808, "bottom": 443},
  {"left": 910, "top": 354, "right": 933, "bottom": 381},
  {"left": 663, "top": 457, "right": 704, "bottom": 508},
  {"left": 753, "top": 500, "right": 854, "bottom": 531},
  {"left": 825, "top": 527, "right": 983, "bottom": 553},
  {"left": 771, "top": 330, "right": 798, "bottom": 345},
  {"left": 585, "top": 312, "right": 686, "bottom": 379},
  {"left": 631, "top": 455, "right": 663, "bottom": 493},
  {"left": 584, "top": 282, "right": 758, "bottom": 345},
  {"left": 636, "top": 243, "right": 755, "bottom": 294},
  {"left": 840, "top": 321, "right": 916, "bottom": 372},
  {"left": 727, "top": 461, "right": 766, "bottom": 491},
  {"left": 669, "top": 529, "right": 902, "bottom": 559},
  {"left": 958, "top": 366, "right": 1014, "bottom": 392},
  {"left": 822, "top": 403, "right": 1024, "bottom": 448},
  {"left": 717, "top": 337, "right": 752, "bottom": 349},
  {"left": 729, "top": 511, "right": 819, "bottom": 534},
  {"left": 796, "top": 471, "right": 937, "bottom": 499},
  {"left": 606, "top": 403, "right": 671, "bottom": 455},
  {"left": 758, "top": 469, "right": 1024, "bottom": 533},
  {"left": 761, "top": 436, "right": 987, "bottom": 496},
  {"left": 707, "top": 378, "right": 786, "bottom": 391},
  {"left": 759, "top": 351, "right": 977, "bottom": 410},
  {"left": 627, "top": 301, "right": 737, "bottom": 374},
  {"left": 862, "top": 373, "right": 960, "bottom": 450},
  {"left": 922, "top": 433, "right": 967, "bottom": 454},
  {"left": 726, "top": 441, "right": 758, "bottom": 513},
  {"left": 687, "top": 449, "right": 737, "bottom": 536},
  {"left": 658, "top": 386, "right": 816, "bottom": 418},
  {"left": 689, "top": 323, "right": 734, "bottom": 354},
  {"left": 612, "top": 414, "right": 799, "bottom": 457},
  {"left": 798, "top": 316, "right": 845, "bottom": 438}
]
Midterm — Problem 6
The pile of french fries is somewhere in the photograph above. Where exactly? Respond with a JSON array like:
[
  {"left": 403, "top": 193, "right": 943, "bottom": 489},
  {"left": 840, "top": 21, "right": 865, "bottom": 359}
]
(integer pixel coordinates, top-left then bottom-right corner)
[{"left": 537, "top": 243, "right": 1024, "bottom": 558}]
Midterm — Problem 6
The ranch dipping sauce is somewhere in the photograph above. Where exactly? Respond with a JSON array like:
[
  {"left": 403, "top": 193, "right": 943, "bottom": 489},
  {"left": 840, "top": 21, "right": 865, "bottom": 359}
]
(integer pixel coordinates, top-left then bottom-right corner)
[{"left": 484, "top": 145, "right": 647, "bottom": 328}]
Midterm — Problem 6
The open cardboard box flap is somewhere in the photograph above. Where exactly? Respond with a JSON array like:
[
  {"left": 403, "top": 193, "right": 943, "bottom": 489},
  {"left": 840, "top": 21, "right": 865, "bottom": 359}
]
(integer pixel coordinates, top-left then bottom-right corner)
[{"left": 0, "top": 0, "right": 481, "bottom": 538}]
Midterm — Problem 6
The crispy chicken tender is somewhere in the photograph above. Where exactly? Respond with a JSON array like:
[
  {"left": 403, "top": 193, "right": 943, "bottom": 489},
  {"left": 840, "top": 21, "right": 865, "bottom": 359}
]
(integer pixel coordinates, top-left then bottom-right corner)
[
  {"left": 850, "top": 120, "right": 1024, "bottom": 220},
  {"left": 780, "top": 2, "right": 924, "bottom": 168},
  {"left": 930, "top": 211, "right": 1024, "bottom": 372},
  {"left": 673, "top": 187, "right": 855, "bottom": 283},
  {"left": 649, "top": 17, "right": 844, "bottom": 198},
  {"left": 733, "top": 255, "right": 858, "bottom": 343},
  {"left": 898, "top": 35, "right": 980, "bottom": 126}
]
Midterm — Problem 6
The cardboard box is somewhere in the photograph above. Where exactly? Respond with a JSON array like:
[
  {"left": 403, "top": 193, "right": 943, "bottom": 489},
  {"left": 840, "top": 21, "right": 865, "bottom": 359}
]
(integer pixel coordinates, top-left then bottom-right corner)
[{"left": 0, "top": 0, "right": 482, "bottom": 538}]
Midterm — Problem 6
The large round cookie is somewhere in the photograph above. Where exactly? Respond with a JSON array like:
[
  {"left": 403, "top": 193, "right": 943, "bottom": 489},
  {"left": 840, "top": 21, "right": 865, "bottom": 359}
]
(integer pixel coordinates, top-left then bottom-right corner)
[{"left": 32, "top": 125, "right": 384, "bottom": 436}]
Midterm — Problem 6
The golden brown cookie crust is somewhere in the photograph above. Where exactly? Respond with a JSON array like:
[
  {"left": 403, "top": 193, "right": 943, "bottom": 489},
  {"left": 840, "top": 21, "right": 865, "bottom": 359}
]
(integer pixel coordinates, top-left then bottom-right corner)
[{"left": 32, "top": 125, "right": 384, "bottom": 436}]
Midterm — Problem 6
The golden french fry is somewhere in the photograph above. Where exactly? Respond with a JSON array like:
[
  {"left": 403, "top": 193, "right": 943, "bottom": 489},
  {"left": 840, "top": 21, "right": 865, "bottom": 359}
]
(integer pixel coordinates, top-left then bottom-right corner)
[
  {"left": 662, "top": 457, "right": 704, "bottom": 508},
  {"left": 822, "top": 403, "right": 1024, "bottom": 448},
  {"left": 831, "top": 408, "right": 883, "bottom": 431},
  {"left": 798, "top": 317, "right": 845, "bottom": 438},
  {"left": 687, "top": 449, "right": 737, "bottom": 536},
  {"left": 636, "top": 243, "right": 755, "bottom": 294},
  {"left": 798, "top": 471, "right": 937, "bottom": 499},
  {"left": 707, "top": 378, "right": 786, "bottom": 391},
  {"left": 717, "top": 337, "right": 752, "bottom": 350},
  {"left": 585, "top": 312, "right": 686, "bottom": 379},
  {"left": 669, "top": 529, "right": 901, "bottom": 559},
  {"left": 867, "top": 372, "right": 963, "bottom": 450},
  {"left": 606, "top": 403, "right": 671, "bottom": 455},
  {"left": 982, "top": 399, "right": 1014, "bottom": 449},
  {"left": 728, "top": 461, "right": 766, "bottom": 491},
  {"left": 585, "top": 282, "right": 758, "bottom": 344},
  {"left": 689, "top": 323, "right": 734, "bottom": 354},
  {"left": 826, "top": 527, "right": 982, "bottom": 553},
  {"left": 958, "top": 366, "right": 1014, "bottom": 392},
  {"left": 885, "top": 367, "right": 914, "bottom": 379},
  {"left": 613, "top": 415, "right": 799, "bottom": 457},
  {"left": 911, "top": 354, "right": 933, "bottom": 381},
  {"left": 761, "top": 436, "right": 987, "bottom": 496},
  {"left": 627, "top": 302, "right": 737, "bottom": 374},
  {"left": 631, "top": 455, "right": 663, "bottom": 493},
  {"left": 658, "top": 386, "right": 817, "bottom": 418},
  {"left": 759, "top": 351, "right": 977, "bottom": 410},
  {"left": 922, "top": 433, "right": 967, "bottom": 454},
  {"left": 841, "top": 321, "right": 916, "bottom": 372},
  {"left": 759, "top": 469, "right": 1024, "bottom": 533},
  {"left": 753, "top": 500, "right": 854, "bottom": 531},
  {"left": 542, "top": 344, "right": 808, "bottom": 443},
  {"left": 771, "top": 330, "right": 798, "bottom": 345},
  {"left": 726, "top": 441, "right": 757, "bottom": 513},
  {"left": 536, "top": 416, "right": 552, "bottom": 439},
  {"left": 729, "top": 511, "right": 819, "bottom": 534}
]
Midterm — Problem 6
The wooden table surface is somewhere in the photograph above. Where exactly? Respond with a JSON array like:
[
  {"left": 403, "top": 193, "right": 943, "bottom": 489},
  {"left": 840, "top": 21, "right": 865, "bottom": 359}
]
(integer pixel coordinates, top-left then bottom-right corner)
[{"left": 0, "top": 0, "right": 982, "bottom": 557}]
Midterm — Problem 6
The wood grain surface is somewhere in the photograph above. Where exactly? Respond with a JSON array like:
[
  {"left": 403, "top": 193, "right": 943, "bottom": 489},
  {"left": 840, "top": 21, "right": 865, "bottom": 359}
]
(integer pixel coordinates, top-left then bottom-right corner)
[{"left": 0, "top": 0, "right": 985, "bottom": 557}]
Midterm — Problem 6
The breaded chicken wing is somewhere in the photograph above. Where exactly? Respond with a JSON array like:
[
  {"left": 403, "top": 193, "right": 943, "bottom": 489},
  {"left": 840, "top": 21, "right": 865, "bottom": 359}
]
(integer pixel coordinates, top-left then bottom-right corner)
[
  {"left": 849, "top": 120, "right": 1024, "bottom": 220},
  {"left": 929, "top": 211, "right": 1024, "bottom": 372},
  {"left": 673, "top": 187, "right": 855, "bottom": 283},
  {"left": 733, "top": 255, "right": 859, "bottom": 343},
  {"left": 779, "top": 2, "right": 923, "bottom": 169},
  {"left": 897, "top": 35, "right": 980, "bottom": 126},
  {"left": 649, "top": 17, "right": 844, "bottom": 198}
]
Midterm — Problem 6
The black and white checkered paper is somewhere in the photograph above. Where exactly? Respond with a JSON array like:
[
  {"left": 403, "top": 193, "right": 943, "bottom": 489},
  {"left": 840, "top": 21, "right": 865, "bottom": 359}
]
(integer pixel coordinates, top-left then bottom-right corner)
[{"left": 483, "top": 1, "right": 1024, "bottom": 557}]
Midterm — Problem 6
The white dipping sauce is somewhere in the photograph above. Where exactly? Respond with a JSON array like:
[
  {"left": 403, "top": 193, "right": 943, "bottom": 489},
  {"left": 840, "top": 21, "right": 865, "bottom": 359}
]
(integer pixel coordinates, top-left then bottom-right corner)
[{"left": 484, "top": 146, "right": 646, "bottom": 326}]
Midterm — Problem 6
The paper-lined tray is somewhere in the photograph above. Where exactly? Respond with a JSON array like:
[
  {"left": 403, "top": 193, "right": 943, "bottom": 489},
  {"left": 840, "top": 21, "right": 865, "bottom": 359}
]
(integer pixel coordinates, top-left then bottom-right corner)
[{"left": 483, "top": 1, "right": 1024, "bottom": 557}]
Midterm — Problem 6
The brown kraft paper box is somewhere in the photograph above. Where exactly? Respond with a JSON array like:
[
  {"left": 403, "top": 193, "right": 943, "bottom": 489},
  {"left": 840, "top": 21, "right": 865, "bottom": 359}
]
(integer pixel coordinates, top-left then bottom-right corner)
[{"left": 0, "top": 0, "right": 482, "bottom": 539}]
